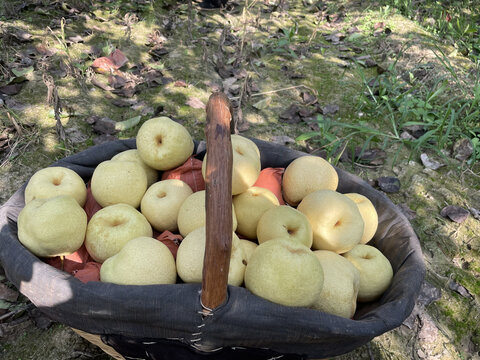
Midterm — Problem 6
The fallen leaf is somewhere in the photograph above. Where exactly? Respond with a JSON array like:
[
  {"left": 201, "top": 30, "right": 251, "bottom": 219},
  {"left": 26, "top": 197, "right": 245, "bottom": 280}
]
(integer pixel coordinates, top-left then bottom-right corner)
[
  {"left": 186, "top": 97, "right": 206, "bottom": 109},
  {"left": 174, "top": 80, "right": 188, "bottom": 87},
  {"left": 115, "top": 116, "right": 141, "bottom": 131},
  {"left": 222, "top": 77, "right": 237, "bottom": 92},
  {"left": 11, "top": 66, "right": 34, "bottom": 77},
  {"left": 440, "top": 205, "right": 469, "bottom": 223},
  {"left": 112, "top": 81, "right": 137, "bottom": 98},
  {"left": 420, "top": 153, "right": 444, "bottom": 170},
  {"left": 377, "top": 176, "right": 400, "bottom": 193},
  {"left": 65, "top": 127, "right": 88, "bottom": 144},
  {"left": 0, "top": 83, "right": 24, "bottom": 95},
  {"left": 469, "top": 207, "right": 480, "bottom": 220},
  {"left": 215, "top": 61, "right": 235, "bottom": 79},
  {"left": 91, "top": 49, "right": 128, "bottom": 74},
  {"left": 91, "top": 78, "right": 114, "bottom": 91},
  {"left": 149, "top": 46, "right": 169, "bottom": 60},
  {"left": 301, "top": 91, "right": 317, "bottom": 105},
  {"left": 374, "top": 22, "right": 385, "bottom": 30},
  {"left": 68, "top": 35, "right": 84, "bottom": 44},
  {"left": 111, "top": 98, "right": 138, "bottom": 107},
  {"left": 452, "top": 138, "right": 473, "bottom": 161},
  {"left": 161, "top": 77, "right": 174, "bottom": 85},
  {"left": 109, "top": 49, "right": 128, "bottom": 68},
  {"left": 205, "top": 81, "right": 221, "bottom": 92},
  {"left": 93, "top": 117, "right": 117, "bottom": 135},
  {"left": 354, "top": 148, "right": 386, "bottom": 165},
  {"left": 108, "top": 75, "right": 127, "bottom": 89},
  {"left": 234, "top": 68, "right": 248, "bottom": 79},
  {"left": 252, "top": 97, "right": 272, "bottom": 110},
  {"left": 448, "top": 280, "right": 472, "bottom": 298},
  {"left": 321, "top": 104, "right": 339, "bottom": 115},
  {"left": 0, "top": 283, "right": 18, "bottom": 302},
  {"left": 403, "top": 125, "right": 426, "bottom": 139},
  {"left": 12, "top": 29, "right": 33, "bottom": 42}
]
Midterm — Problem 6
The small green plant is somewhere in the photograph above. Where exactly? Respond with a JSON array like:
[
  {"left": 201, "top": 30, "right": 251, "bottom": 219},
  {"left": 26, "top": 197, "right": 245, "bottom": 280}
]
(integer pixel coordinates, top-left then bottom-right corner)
[
  {"left": 299, "top": 40, "right": 480, "bottom": 166},
  {"left": 268, "top": 23, "right": 299, "bottom": 59}
]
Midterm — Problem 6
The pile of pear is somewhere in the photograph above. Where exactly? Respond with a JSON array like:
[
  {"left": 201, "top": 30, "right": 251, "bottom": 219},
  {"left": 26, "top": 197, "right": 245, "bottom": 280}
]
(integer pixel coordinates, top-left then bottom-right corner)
[{"left": 17, "top": 116, "right": 393, "bottom": 319}]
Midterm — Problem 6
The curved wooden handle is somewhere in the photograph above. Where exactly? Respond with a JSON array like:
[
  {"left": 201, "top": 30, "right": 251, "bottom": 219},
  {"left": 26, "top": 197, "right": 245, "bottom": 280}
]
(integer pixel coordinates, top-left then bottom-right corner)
[{"left": 201, "top": 92, "right": 233, "bottom": 311}]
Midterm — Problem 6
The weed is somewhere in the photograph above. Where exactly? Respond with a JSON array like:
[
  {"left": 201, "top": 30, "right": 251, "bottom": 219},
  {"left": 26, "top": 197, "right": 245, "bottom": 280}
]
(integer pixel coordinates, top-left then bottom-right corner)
[{"left": 298, "top": 41, "right": 480, "bottom": 166}]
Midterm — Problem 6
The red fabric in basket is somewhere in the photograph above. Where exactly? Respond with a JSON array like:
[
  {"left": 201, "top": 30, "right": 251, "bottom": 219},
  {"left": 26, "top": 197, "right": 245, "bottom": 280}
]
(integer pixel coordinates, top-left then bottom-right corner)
[
  {"left": 154, "top": 230, "right": 182, "bottom": 259},
  {"left": 253, "top": 167, "right": 285, "bottom": 205},
  {"left": 73, "top": 262, "right": 101, "bottom": 283},
  {"left": 44, "top": 244, "right": 93, "bottom": 274},
  {"left": 84, "top": 182, "right": 102, "bottom": 221},
  {"left": 161, "top": 156, "right": 205, "bottom": 192}
]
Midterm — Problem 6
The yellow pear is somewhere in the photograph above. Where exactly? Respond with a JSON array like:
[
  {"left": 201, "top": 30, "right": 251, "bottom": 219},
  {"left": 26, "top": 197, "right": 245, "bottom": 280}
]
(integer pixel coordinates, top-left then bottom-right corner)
[
  {"left": 17, "top": 195, "right": 87, "bottom": 257},
  {"left": 100, "top": 237, "right": 176, "bottom": 285},
  {"left": 345, "top": 193, "right": 378, "bottom": 244},
  {"left": 343, "top": 244, "right": 393, "bottom": 302},
  {"left": 202, "top": 134, "right": 261, "bottom": 195},
  {"left": 24, "top": 167, "right": 87, "bottom": 206},
  {"left": 282, "top": 156, "right": 338, "bottom": 206},
  {"left": 312, "top": 250, "right": 360, "bottom": 318},
  {"left": 257, "top": 205, "right": 313, "bottom": 248},
  {"left": 240, "top": 239, "right": 258, "bottom": 264},
  {"left": 177, "top": 190, "right": 237, "bottom": 237},
  {"left": 141, "top": 179, "right": 193, "bottom": 232},
  {"left": 297, "top": 190, "right": 364, "bottom": 253},
  {"left": 136, "top": 117, "right": 194, "bottom": 171},
  {"left": 85, "top": 203, "right": 153, "bottom": 263},
  {"left": 233, "top": 187, "right": 279, "bottom": 240},
  {"left": 176, "top": 227, "right": 246, "bottom": 286},
  {"left": 91, "top": 160, "right": 147, "bottom": 208},
  {"left": 244, "top": 238, "right": 324, "bottom": 307},
  {"left": 111, "top": 149, "right": 158, "bottom": 187}
]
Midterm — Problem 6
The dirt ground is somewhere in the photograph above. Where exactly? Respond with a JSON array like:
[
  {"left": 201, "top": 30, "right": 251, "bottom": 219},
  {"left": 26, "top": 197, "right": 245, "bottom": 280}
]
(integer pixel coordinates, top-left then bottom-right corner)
[{"left": 0, "top": 0, "right": 479, "bottom": 359}]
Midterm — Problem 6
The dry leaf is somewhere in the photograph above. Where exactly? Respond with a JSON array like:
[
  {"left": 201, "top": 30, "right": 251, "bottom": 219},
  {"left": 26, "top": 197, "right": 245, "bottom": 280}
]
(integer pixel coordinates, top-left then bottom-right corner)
[{"left": 186, "top": 97, "right": 206, "bottom": 109}]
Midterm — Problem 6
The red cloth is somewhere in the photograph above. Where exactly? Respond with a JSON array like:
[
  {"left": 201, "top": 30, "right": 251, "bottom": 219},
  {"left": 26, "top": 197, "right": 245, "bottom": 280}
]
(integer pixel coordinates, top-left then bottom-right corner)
[
  {"left": 161, "top": 156, "right": 205, "bottom": 192},
  {"left": 84, "top": 182, "right": 102, "bottom": 221},
  {"left": 153, "top": 230, "right": 183, "bottom": 259},
  {"left": 74, "top": 262, "right": 101, "bottom": 283},
  {"left": 44, "top": 244, "right": 93, "bottom": 274},
  {"left": 253, "top": 168, "right": 285, "bottom": 205}
]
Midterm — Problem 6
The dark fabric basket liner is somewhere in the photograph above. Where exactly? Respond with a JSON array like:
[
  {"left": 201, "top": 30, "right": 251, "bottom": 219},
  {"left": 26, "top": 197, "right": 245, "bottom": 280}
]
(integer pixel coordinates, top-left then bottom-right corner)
[{"left": 0, "top": 138, "right": 425, "bottom": 359}]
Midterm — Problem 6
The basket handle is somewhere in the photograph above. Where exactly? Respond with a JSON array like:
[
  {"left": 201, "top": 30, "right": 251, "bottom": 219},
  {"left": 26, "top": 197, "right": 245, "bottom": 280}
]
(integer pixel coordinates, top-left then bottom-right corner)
[{"left": 201, "top": 92, "right": 233, "bottom": 312}]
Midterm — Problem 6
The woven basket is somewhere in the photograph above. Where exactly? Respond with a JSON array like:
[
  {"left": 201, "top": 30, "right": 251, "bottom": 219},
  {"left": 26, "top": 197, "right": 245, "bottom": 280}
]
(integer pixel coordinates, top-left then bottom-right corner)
[{"left": 0, "top": 93, "right": 425, "bottom": 359}]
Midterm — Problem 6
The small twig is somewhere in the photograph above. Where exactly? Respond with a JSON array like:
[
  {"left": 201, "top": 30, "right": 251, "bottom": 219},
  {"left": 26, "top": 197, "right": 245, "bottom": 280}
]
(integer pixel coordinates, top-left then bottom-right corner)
[
  {"left": 230, "top": 84, "right": 318, "bottom": 100},
  {"left": 238, "top": 0, "right": 249, "bottom": 62},
  {"left": 6, "top": 112, "right": 22, "bottom": 135}
]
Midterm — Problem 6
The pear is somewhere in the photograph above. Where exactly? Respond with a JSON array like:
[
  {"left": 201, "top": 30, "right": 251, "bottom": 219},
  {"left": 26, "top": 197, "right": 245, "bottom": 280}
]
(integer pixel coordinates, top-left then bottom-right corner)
[
  {"left": 282, "top": 156, "right": 338, "bottom": 206},
  {"left": 100, "top": 237, "right": 176, "bottom": 285},
  {"left": 111, "top": 149, "right": 158, "bottom": 187},
  {"left": 24, "top": 166, "right": 87, "bottom": 206},
  {"left": 312, "top": 250, "right": 360, "bottom": 318},
  {"left": 177, "top": 190, "right": 237, "bottom": 237},
  {"left": 343, "top": 244, "right": 393, "bottom": 302},
  {"left": 233, "top": 186, "right": 279, "bottom": 240},
  {"left": 176, "top": 226, "right": 246, "bottom": 286},
  {"left": 17, "top": 195, "right": 87, "bottom": 258},
  {"left": 244, "top": 238, "right": 324, "bottom": 307},
  {"left": 136, "top": 117, "right": 194, "bottom": 171}
]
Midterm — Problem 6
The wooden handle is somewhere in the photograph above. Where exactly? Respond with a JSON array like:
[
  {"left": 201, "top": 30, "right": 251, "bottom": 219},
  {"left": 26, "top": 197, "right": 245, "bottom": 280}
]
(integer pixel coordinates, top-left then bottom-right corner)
[{"left": 201, "top": 92, "right": 233, "bottom": 311}]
